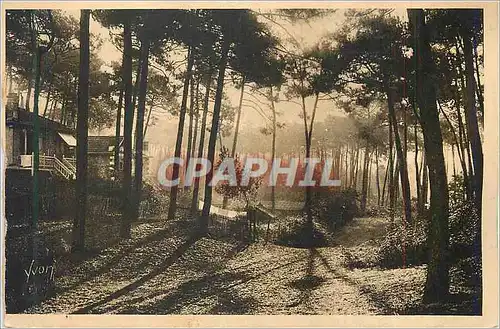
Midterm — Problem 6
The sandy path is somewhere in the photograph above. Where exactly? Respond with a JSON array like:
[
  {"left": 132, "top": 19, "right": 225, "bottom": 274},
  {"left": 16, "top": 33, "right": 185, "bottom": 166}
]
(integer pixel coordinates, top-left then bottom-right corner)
[{"left": 26, "top": 217, "right": 425, "bottom": 315}]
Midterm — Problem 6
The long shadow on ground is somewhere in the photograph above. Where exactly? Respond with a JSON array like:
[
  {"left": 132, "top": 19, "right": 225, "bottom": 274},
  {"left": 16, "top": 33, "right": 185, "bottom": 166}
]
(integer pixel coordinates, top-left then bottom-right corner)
[
  {"left": 312, "top": 248, "right": 397, "bottom": 314},
  {"left": 58, "top": 221, "right": 192, "bottom": 296},
  {"left": 71, "top": 235, "right": 200, "bottom": 314},
  {"left": 101, "top": 250, "right": 307, "bottom": 314}
]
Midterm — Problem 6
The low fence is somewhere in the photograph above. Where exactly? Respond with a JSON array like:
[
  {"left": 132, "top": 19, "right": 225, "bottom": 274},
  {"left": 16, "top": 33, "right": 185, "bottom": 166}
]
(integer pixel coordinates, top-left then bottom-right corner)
[{"left": 207, "top": 203, "right": 292, "bottom": 244}]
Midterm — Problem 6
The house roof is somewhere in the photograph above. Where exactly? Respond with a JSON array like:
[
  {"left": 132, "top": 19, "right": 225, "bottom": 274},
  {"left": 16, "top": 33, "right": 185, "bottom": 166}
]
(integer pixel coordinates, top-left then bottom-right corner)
[
  {"left": 88, "top": 136, "right": 123, "bottom": 153},
  {"left": 58, "top": 132, "right": 77, "bottom": 147},
  {"left": 5, "top": 107, "right": 75, "bottom": 134}
]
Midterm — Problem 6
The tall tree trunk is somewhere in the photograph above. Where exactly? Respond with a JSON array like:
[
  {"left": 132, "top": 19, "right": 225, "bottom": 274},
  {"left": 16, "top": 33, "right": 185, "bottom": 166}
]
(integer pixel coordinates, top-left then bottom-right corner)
[
  {"left": 472, "top": 32, "right": 484, "bottom": 117},
  {"left": 375, "top": 147, "right": 381, "bottom": 206},
  {"left": 132, "top": 54, "right": 142, "bottom": 117},
  {"left": 387, "top": 86, "right": 412, "bottom": 225},
  {"left": 223, "top": 75, "right": 246, "bottom": 209},
  {"left": 353, "top": 146, "right": 360, "bottom": 190},
  {"left": 60, "top": 98, "right": 67, "bottom": 124},
  {"left": 26, "top": 76, "right": 33, "bottom": 111},
  {"left": 301, "top": 93, "right": 319, "bottom": 232},
  {"left": 336, "top": 148, "right": 342, "bottom": 181},
  {"left": 367, "top": 151, "right": 373, "bottom": 206},
  {"left": 201, "top": 39, "right": 230, "bottom": 234},
  {"left": 7, "top": 64, "right": 13, "bottom": 93},
  {"left": 360, "top": 146, "right": 370, "bottom": 214},
  {"left": 388, "top": 114, "right": 395, "bottom": 221},
  {"left": 191, "top": 79, "right": 201, "bottom": 158},
  {"left": 43, "top": 87, "right": 52, "bottom": 117},
  {"left": 185, "top": 76, "right": 195, "bottom": 192},
  {"left": 421, "top": 154, "right": 428, "bottom": 208},
  {"left": 460, "top": 28, "right": 484, "bottom": 216},
  {"left": 133, "top": 35, "right": 151, "bottom": 221},
  {"left": 218, "top": 129, "right": 224, "bottom": 150},
  {"left": 114, "top": 87, "right": 124, "bottom": 176},
  {"left": 414, "top": 122, "right": 422, "bottom": 216},
  {"left": 344, "top": 144, "right": 349, "bottom": 189},
  {"left": 168, "top": 46, "right": 195, "bottom": 220},
  {"left": 231, "top": 76, "right": 246, "bottom": 157},
  {"left": 30, "top": 12, "right": 42, "bottom": 241},
  {"left": 393, "top": 157, "right": 400, "bottom": 204},
  {"left": 72, "top": 10, "right": 90, "bottom": 252},
  {"left": 381, "top": 159, "right": 389, "bottom": 207},
  {"left": 455, "top": 41, "right": 474, "bottom": 198},
  {"left": 191, "top": 73, "right": 212, "bottom": 214},
  {"left": 143, "top": 104, "right": 154, "bottom": 139},
  {"left": 409, "top": 9, "right": 450, "bottom": 303},
  {"left": 270, "top": 86, "right": 277, "bottom": 213},
  {"left": 451, "top": 144, "right": 457, "bottom": 177},
  {"left": 49, "top": 98, "right": 57, "bottom": 120},
  {"left": 120, "top": 19, "right": 134, "bottom": 239},
  {"left": 439, "top": 100, "right": 467, "bottom": 178}
]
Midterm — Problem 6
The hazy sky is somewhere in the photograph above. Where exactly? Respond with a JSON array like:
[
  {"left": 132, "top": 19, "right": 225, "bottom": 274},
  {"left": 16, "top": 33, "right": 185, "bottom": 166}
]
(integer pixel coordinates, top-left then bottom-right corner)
[{"left": 62, "top": 9, "right": 408, "bottom": 146}]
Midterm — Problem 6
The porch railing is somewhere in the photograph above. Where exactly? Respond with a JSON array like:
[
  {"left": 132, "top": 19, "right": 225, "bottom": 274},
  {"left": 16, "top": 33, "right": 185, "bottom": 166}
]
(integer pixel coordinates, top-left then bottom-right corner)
[
  {"left": 17, "top": 154, "right": 76, "bottom": 180},
  {"left": 62, "top": 156, "right": 76, "bottom": 172},
  {"left": 53, "top": 156, "right": 75, "bottom": 180}
]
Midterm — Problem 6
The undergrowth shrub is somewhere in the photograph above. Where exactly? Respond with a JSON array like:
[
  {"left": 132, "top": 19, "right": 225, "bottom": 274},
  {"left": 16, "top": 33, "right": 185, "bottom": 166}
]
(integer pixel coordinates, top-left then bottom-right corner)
[
  {"left": 375, "top": 217, "right": 428, "bottom": 268},
  {"left": 140, "top": 180, "right": 170, "bottom": 217},
  {"left": 274, "top": 188, "right": 357, "bottom": 248},
  {"left": 312, "top": 187, "right": 358, "bottom": 231},
  {"left": 275, "top": 220, "right": 331, "bottom": 248},
  {"left": 374, "top": 175, "right": 481, "bottom": 271}
]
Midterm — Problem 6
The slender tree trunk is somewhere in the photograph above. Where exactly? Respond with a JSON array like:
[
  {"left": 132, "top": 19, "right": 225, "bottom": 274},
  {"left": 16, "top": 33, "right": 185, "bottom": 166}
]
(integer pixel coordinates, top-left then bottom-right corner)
[
  {"left": 60, "top": 98, "right": 67, "bottom": 124},
  {"left": 472, "top": 33, "right": 484, "bottom": 117},
  {"left": 367, "top": 152, "right": 373, "bottom": 206},
  {"left": 201, "top": 39, "right": 230, "bottom": 234},
  {"left": 388, "top": 114, "right": 395, "bottom": 221},
  {"left": 120, "top": 19, "right": 134, "bottom": 239},
  {"left": 43, "top": 87, "right": 52, "bottom": 117},
  {"left": 49, "top": 98, "right": 57, "bottom": 120},
  {"left": 387, "top": 86, "right": 412, "bottom": 225},
  {"left": 393, "top": 157, "right": 400, "bottom": 205},
  {"left": 72, "top": 9, "right": 90, "bottom": 252},
  {"left": 460, "top": 29, "right": 484, "bottom": 216},
  {"left": 451, "top": 144, "right": 457, "bottom": 177},
  {"left": 143, "top": 104, "right": 154, "bottom": 139},
  {"left": 302, "top": 93, "right": 319, "bottom": 232},
  {"left": 270, "top": 86, "right": 277, "bottom": 213},
  {"left": 218, "top": 129, "right": 223, "bottom": 150},
  {"left": 414, "top": 122, "right": 422, "bottom": 216},
  {"left": 185, "top": 76, "right": 195, "bottom": 192},
  {"left": 381, "top": 157, "right": 389, "bottom": 207},
  {"left": 455, "top": 41, "right": 474, "bottom": 198},
  {"left": 114, "top": 87, "right": 124, "bottom": 176},
  {"left": 421, "top": 154, "right": 428, "bottom": 207},
  {"left": 133, "top": 35, "right": 150, "bottom": 221},
  {"left": 409, "top": 9, "right": 450, "bottom": 303},
  {"left": 231, "top": 76, "right": 246, "bottom": 157},
  {"left": 47, "top": 98, "right": 53, "bottom": 119},
  {"left": 26, "top": 77, "right": 33, "bottom": 111},
  {"left": 30, "top": 11, "right": 42, "bottom": 242},
  {"left": 168, "top": 46, "right": 194, "bottom": 220},
  {"left": 222, "top": 75, "right": 246, "bottom": 209},
  {"left": 360, "top": 146, "right": 370, "bottom": 213},
  {"left": 439, "top": 100, "right": 467, "bottom": 177},
  {"left": 353, "top": 147, "right": 360, "bottom": 190},
  {"left": 191, "top": 79, "right": 201, "bottom": 158},
  {"left": 7, "top": 64, "right": 13, "bottom": 93},
  {"left": 375, "top": 147, "right": 381, "bottom": 206},
  {"left": 132, "top": 54, "right": 142, "bottom": 116},
  {"left": 191, "top": 73, "right": 212, "bottom": 214},
  {"left": 344, "top": 144, "right": 349, "bottom": 189}
]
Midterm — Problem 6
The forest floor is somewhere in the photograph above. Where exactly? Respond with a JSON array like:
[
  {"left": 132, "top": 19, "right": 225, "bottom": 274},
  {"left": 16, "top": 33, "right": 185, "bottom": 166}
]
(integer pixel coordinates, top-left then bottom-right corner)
[{"left": 20, "top": 214, "right": 441, "bottom": 315}]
